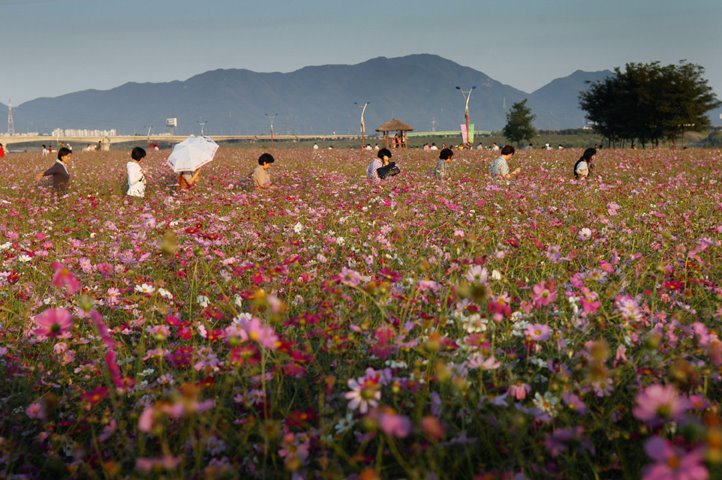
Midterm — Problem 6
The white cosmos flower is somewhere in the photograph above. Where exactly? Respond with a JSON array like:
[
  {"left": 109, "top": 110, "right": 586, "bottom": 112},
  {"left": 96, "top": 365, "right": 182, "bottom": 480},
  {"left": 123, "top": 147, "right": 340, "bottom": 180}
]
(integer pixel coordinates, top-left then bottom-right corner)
[
  {"left": 158, "top": 288, "right": 173, "bottom": 299},
  {"left": 134, "top": 283, "right": 155, "bottom": 294},
  {"left": 197, "top": 295, "right": 210, "bottom": 308}
]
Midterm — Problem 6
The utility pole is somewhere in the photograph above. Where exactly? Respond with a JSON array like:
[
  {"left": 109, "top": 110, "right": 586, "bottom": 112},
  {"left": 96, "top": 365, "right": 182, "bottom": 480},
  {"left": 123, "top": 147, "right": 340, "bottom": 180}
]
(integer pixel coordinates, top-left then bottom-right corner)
[
  {"left": 265, "top": 113, "right": 277, "bottom": 147},
  {"left": 456, "top": 86, "right": 476, "bottom": 146},
  {"left": 355, "top": 101, "right": 369, "bottom": 150}
]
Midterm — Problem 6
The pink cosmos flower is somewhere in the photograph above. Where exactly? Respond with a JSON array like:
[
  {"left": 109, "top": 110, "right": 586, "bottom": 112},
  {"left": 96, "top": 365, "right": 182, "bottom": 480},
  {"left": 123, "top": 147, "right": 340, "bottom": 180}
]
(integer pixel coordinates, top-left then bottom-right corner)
[
  {"left": 633, "top": 384, "right": 689, "bottom": 426},
  {"left": 643, "top": 436, "right": 708, "bottom": 480},
  {"left": 138, "top": 406, "right": 155, "bottom": 432},
  {"left": 508, "top": 382, "right": 531, "bottom": 401},
  {"left": 531, "top": 280, "right": 557, "bottom": 308},
  {"left": 579, "top": 287, "right": 601, "bottom": 314},
  {"left": 135, "top": 455, "right": 181, "bottom": 473},
  {"left": 51, "top": 261, "right": 81, "bottom": 294},
  {"left": 525, "top": 323, "right": 551, "bottom": 342},
  {"left": 33, "top": 308, "right": 73, "bottom": 338},
  {"left": 616, "top": 295, "right": 643, "bottom": 323},
  {"left": 377, "top": 411, "right": 412, "bottom": 438},
  {"left": 338, "top": 267, "right": 363, "bottom": 287},
  {"left": 240, "top": 317, "right": 279, "bottom": 350},
  {"left": 26, "top": 401, "right": 46, "bottom": 420}
]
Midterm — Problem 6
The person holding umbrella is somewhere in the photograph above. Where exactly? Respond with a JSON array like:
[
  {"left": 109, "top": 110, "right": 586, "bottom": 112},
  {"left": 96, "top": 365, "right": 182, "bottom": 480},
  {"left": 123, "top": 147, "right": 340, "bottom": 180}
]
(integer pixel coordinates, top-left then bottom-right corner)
[{"left": 166, "top": 136, "right": 219, "bottom": 191}]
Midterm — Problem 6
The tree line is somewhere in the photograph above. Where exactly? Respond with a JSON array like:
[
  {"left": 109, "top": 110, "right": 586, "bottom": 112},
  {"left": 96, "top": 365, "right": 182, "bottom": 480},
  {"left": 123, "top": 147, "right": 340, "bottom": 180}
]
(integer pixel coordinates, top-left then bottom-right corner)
[{"left": 501, "top": 61, "right": 720, "bottom": 147}]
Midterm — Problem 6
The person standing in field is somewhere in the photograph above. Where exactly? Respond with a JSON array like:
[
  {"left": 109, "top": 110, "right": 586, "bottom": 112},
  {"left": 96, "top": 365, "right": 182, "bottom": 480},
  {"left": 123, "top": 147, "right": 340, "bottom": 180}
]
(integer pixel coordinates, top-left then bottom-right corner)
[
  {"left": 36, "top": 147, "right": 72, "bottom": 193},
  {"left": 490, "top": 145, "right": 521, "bottom": 180},
  {"left": 252, "top": 152, "right": 276, "bottom": 190},
  {"left": 434, "top": 147, "right": 454, "bottom": 180},
  {"left": 574, "top": 147, "right": 597, "bottom": 179},
  {"left": 126, "top": 147, "right": 147, "bottom": 198}
]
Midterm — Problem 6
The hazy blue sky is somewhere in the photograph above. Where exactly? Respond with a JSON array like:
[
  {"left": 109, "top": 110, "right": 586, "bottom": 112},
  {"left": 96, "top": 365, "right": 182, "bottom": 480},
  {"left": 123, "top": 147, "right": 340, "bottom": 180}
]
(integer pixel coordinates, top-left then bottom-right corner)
[{"left": 1, "top": 0, "right": 720, "bottom": 105}]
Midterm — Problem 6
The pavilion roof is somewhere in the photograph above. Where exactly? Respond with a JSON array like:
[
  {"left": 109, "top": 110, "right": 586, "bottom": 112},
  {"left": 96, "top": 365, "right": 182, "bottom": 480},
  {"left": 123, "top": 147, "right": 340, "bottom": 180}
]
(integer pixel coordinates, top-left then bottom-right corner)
[{"left": 375, "top": 118, "right": 414, "bottom": 132}]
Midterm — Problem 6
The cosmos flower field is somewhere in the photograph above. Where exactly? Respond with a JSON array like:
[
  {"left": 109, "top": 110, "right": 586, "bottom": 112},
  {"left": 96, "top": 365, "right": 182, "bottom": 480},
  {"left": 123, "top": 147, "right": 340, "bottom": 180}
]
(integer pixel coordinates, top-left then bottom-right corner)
[{"left": 0, "top": 146, "right": 721, "bottom": 479}]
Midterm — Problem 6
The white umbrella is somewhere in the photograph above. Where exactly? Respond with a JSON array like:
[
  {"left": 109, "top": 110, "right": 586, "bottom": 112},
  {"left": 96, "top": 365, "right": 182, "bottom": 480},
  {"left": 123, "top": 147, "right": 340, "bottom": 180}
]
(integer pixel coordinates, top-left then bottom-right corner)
[{"left": 166, "top": 136, "right": 219, "bottom": 173}]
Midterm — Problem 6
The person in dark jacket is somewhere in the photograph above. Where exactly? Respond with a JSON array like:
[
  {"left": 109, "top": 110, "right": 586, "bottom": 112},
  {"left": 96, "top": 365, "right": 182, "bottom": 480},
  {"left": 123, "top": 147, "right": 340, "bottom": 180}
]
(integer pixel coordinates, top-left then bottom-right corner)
[{"left": 36, "top": 147, "right": 72, "bottom": 193}]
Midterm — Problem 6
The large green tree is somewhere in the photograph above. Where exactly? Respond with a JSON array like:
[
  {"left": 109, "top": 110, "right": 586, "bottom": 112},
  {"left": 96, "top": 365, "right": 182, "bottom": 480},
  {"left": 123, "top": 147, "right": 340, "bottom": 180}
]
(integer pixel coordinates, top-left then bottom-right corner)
[
  {"left": 502, "top": 99, "right": 537, "bottom": 145},
  {"left": 580, "top": 61, "right": 720, "bottom": 147}
]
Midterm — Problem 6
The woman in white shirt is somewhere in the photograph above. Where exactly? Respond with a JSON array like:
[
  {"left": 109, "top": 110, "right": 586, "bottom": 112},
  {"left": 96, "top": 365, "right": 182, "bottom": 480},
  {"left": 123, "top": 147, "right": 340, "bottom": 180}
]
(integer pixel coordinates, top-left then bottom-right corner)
[{"left": 127, "top": 147, "right": 147, "bottom": 197}]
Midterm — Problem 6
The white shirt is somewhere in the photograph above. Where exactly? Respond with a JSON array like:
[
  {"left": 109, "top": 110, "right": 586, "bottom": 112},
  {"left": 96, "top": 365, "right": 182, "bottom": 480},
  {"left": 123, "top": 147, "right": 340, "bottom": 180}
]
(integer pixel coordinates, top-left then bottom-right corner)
[
  {"left": 575, "top": 160, "right": 589, "bottom": 178},
  {"left": 126, "top": 161, "right": 146, "bottom": 197}
]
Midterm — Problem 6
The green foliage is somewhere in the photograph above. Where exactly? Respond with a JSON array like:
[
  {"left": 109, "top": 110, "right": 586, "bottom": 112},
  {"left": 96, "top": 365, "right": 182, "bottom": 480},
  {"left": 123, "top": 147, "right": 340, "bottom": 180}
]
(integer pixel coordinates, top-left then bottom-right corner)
[
  {"left": 502, "top": 99, "right": 537, "bottom": 144},
  {"left": 579, "top": 61, "right": 721, "bottom": 147}
]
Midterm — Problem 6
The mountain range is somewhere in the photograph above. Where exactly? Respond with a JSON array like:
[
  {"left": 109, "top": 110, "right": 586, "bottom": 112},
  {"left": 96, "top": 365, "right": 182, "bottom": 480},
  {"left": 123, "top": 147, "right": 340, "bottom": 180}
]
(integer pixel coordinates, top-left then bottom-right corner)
[{"left": 1, "top": 54, "right": 720, "bottom": 135}]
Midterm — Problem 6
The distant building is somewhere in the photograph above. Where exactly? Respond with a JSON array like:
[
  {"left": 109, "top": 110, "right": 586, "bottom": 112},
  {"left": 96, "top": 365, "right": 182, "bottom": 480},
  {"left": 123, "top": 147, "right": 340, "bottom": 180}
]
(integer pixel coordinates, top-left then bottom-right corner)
[{"left": 52, "top": 128, "right": 117, "bottom": 137}]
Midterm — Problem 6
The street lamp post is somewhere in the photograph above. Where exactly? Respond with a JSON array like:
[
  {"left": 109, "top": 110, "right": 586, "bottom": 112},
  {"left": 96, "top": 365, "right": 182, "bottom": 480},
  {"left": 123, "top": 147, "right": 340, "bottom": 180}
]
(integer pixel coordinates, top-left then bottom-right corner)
[
  {"left": 265, "top": 113, "right": 278, "bottom": 146},
  {"left": 456, "top": 86, "right": 476, "bottom": 146},
  {"left": 354, "top": 101, "right": 370, "bottom": 150}
]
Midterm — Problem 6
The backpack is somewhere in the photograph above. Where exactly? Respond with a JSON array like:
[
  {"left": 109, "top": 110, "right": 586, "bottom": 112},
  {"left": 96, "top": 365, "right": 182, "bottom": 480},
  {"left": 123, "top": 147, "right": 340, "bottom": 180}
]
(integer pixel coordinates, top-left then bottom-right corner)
[{"left": 377, "top": 162, "right": 401, "bottom": 179}]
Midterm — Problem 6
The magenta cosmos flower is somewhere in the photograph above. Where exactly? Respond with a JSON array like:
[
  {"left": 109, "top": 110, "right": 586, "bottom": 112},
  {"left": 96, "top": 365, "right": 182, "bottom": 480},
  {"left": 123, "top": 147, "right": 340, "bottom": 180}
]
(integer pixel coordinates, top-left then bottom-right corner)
[
  {"left": 633, "top": 384, "right": 689, "bottom": 426},
  {"left": 51, "top": 262, "right": 81, "bottom": 295},
  {"left": 531, "top": 280, "right": 557, "bottom": 308},
  {"left": 33, "top": 308, "right": 73, "bottom": 338}
]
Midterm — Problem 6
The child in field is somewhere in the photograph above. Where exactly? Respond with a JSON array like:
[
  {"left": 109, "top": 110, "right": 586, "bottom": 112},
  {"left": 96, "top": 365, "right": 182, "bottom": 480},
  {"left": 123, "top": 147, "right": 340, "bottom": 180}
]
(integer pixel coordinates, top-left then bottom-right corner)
[
  {"left": 434, "top": 147, "right": 454, "bottom": 180},
  {"left": 36, "top": 147, "right": 72, "bottom": 193},
  {"left": 126, "top": 147, "right": 147, "bottom": 198},
  {"left": 0, "top": 143, "right": 5, "bottom": 158},
  {"left": 574, "top": 147, "right": 597, "bottom": 179},
  {"left": 252, "top": 152, "right": 276, "bottom": 190}
]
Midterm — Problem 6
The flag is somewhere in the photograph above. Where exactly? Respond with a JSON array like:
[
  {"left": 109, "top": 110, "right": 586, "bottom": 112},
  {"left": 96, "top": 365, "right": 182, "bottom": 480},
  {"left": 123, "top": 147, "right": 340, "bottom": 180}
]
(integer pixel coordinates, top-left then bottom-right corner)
[
  {"left": 468, "top": 124, "right": 475, "bottom": 144},
  {"left": 460, "top": 124, "right": 468, "bottom": 144}
]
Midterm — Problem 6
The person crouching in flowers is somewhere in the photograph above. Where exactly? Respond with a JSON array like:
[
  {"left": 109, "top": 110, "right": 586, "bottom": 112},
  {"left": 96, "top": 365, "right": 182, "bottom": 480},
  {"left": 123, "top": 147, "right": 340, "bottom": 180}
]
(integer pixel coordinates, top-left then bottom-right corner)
[
  {"left": 367, "top": 148, "right": 393, "bottom": 183},
  {"left": 36, "top": 146, "right": 72, "bottom": 194},
  {"left": 434, "top": 147, "right": 454, "bottom": 180},
  {"left": 574, "top": 147, "right": 596, "bottom": 179},
  {"left": 126, "top": 147, "right": 147, "bottom": 198},
  {"left": 252, "top": 152, "right": 277, "bottom": 190}
]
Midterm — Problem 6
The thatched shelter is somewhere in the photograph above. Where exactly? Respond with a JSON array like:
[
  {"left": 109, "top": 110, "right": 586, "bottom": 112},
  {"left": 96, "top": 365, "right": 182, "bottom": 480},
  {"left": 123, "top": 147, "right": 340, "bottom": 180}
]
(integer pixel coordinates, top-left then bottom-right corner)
[{"left": 375, "top": 118, "right": 414, "bottom": 148}]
